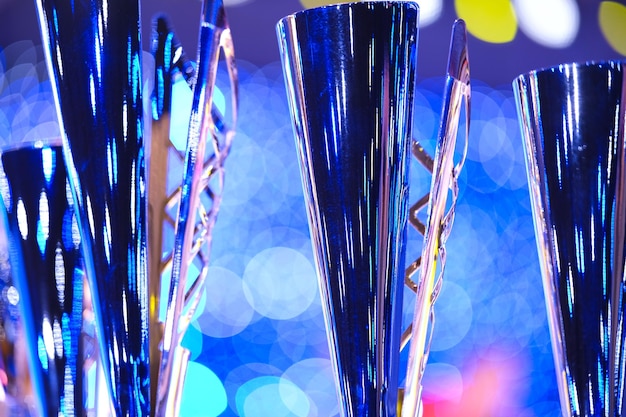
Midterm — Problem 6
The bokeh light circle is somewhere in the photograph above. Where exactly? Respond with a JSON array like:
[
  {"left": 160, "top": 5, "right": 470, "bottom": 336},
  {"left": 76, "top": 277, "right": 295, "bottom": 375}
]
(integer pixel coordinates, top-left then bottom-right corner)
[
  {"left": 455, "top": 0, "right": 517, "bottom": 43},
  {"left": 220, "top": 133, "right": 268, "bottom": 214},
  {"left": 270, "top": 314, "right": 329, "bottom": 365},
  {"left": 225, "top": 363, "right": 283, "bottom": 413},
  {"left": 180, "top": 362, "right": 227, "bottom": 417},
  {"left": 242, "top": 247, "right": 318, "bottom": 320},
  {"left": 514, "top": 0, "right": 580, "bottom": 48},
  {"left": 224, "top": 0, "right": 254, "bottom": 6},
  {"left": 299, "top": 0, "right": 442, "bottom": 27},
  {"left": 1, "top": 41, "right": 567, "bottom": 416},
  {"left": 170, "top": 76, "right": 193, "bottom": 151},
  {"left": 416, "top": 0, "right": 443, "bottom": 27},
  {"left": 236, "top": 376, "right": 311, "bottom": 417},
  {"left": 192, "top": 266, "right": 255, "bottom": 338},
  {"left": 282, "top": 358, "right": 339, "bottom": 416},
  {"left": 474, "top": 291, "right": 536, "bottom": 360},
  {"left": 431, "top": 281, "right": 473, "bottom": 352},
  {"left": 478, "top": 120, "right": 516, "bottom": 187},
  {"left": 422, "top": 362, "right": 464, "bottom": 403},
  {"left": 599, "top": 1, "right": 626, "bottom": 55},
  {"left": 300, "top": 0, "right": 337, "bottom": 8},
  {"left": 181, "top": 324, "right": 204, "bottom": 361}
]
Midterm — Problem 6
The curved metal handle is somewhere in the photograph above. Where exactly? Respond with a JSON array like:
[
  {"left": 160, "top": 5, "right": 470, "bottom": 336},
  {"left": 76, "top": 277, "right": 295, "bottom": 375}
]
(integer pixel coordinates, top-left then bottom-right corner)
[
  {"left": 401, "top": 19, "right": 471, "bottom": 417},
  {"left": 153, "top": 0, "right": 238, "bottom": 415}
]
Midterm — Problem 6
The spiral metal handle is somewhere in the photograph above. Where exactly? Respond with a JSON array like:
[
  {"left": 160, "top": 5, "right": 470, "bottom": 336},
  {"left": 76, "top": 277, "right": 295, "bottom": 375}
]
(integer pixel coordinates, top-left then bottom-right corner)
[
  {"left": 400, "top": 19, "right": 471, "bottom": 417},
  {"left": 149, "top": 1, "right": 238, "bottom": 416}
]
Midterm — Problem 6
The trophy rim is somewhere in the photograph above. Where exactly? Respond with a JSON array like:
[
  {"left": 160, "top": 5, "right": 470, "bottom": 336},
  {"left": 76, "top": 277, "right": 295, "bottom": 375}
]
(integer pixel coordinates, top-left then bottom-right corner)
[
  {"left": 277, "top": 0, "right": 420, "bottom": 25},
  {"left": 0, "top": 137, "right": 63, "bottom": 155},
  {"left": 513, "top": 59, "right": 626, "bottom": 83}
]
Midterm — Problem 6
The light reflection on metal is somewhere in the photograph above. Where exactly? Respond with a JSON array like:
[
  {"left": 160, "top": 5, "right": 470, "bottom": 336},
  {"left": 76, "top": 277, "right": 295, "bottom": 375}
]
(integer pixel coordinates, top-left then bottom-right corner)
[
  {"left": 148, "top": 1, "right": 238, "bottom": 416},
  {"left": 401, "top": 19, "right": 470, "bottom": 417},
  {"left": 34, "top": 0, "right": 151, "bottom": 414},
  {"left": 0, "top": 142, "right": 85, "bottom": 417},
  {"left": 279, "top": 5, "right": 470, "bottom": 416},
  {"left": 514, "top": 60, "right": 626, "bottom": 417},
  {"left": 277, "top": 3, "right": 418, "bottom": 415}
]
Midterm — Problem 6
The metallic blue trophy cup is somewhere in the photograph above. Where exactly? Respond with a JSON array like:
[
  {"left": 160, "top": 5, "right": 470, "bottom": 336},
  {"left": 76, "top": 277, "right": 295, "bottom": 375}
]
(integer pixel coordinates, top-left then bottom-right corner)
[
  {"left": 34, "top": 0, "right": 149, "bottom": 415},
  {"left": 277, "top": 2, "right": 418, "bottom": 416},
  {"left": 0, "top": 142, "right": 84, "bottom": 417},
  {"left": 514, "top": 61, "right": 626, "bottom": 416}
]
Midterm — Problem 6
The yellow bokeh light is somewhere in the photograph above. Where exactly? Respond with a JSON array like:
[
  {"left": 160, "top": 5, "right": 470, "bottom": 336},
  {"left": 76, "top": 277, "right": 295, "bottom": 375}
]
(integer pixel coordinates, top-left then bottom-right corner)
[
  {"left": 599, "top": 1, "right": 626, "bottom": 56},
  {"left": 455, "top": 0, "right": 517, "bottom": 43},
  {"left": 300, "top": 0, "right": 343, "bottom": 8}
]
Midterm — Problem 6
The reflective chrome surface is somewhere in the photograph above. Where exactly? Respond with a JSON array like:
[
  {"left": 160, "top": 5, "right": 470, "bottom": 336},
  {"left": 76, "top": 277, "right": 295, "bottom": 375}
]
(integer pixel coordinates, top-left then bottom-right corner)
[
  {"left": 514, "top": 61, "right": 626, "bottom": 417},
  {"left": 155, "top": 0, "right": 237, "bottom": 416},
  {"left": 277, "top": 2, "right": 418, "bottom": 416},
  {"left": 0, "top": 142, "right": 84, "bottom": 417},
  {"left": 402, "top": 19, "right": 470, "bottom": 417},
  {"left": 148, "top": 15, "right": 185, "bottom": 416},
  {"left": 34, "top": 1, "right": 149, "bottom": 415}
]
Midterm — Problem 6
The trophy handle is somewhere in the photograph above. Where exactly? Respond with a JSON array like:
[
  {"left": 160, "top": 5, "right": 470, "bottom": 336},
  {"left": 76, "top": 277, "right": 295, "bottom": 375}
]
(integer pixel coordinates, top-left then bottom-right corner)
[
  {"left": 401, "top": 19, "right": 471, "bottom": 417},
  {"left": 153, "top": 0, "right": 238, "bottom": 415}
]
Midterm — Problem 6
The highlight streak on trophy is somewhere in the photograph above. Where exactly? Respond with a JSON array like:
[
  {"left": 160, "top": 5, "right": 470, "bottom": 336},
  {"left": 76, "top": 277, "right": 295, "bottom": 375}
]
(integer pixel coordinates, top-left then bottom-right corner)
[
  {"left": 401, "top": 20, "right": 470, "bottom": 417},
  {"left": 514, "top": 61, "right": 626, "bottom": 416},
  {"left": 278, "top": 3, "right": 418, "bottom": 415},
  {"left": 34, "top": 0, "right": 150, "bottom": 415},
  {"left": 153, "top": 1, "right": 237, "bottom": 416},
  {"left": 0, "top": 142, "right": 84, "bottom": 417}
]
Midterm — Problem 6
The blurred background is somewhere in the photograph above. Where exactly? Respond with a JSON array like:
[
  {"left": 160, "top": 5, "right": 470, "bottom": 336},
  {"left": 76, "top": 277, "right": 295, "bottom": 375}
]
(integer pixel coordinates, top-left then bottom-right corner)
[{"left": 1, "top": 0, "right": 625, "bottom": 416}]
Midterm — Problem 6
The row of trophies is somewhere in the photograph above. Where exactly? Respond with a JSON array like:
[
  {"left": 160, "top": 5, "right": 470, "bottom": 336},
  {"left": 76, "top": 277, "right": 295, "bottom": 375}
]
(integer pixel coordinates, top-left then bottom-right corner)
[{"left": 0, "top": 0, "right": 623, "bottom": 416}]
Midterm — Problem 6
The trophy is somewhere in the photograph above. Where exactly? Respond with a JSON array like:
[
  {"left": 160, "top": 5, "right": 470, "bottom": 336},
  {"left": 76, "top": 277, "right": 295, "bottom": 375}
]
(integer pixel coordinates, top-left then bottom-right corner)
[
  {"left": 29, "top": 0, "right": 237, "bottom": 414},
  {"left": 0, "top": 141, "right": 85, "bottom": 417},
  {"left": 34, "top": 0, "right": 150, "bottom": 415},
  {"left": 514, "top": 61, "right": 626, "bottom": 416},
  {"left": 277, "top": 2, "right": 470, "bottom": 416}
]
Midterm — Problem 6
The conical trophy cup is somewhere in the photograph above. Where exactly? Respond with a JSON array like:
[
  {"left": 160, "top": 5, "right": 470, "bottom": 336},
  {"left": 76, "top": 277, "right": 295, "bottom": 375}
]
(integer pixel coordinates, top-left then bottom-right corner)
[
  {"left": 0, "top": 142, "right": 85, "bottom": 417},
  {"left": 514, "top": 61, "right": 626, "bottom": 416},
  {"left": 27, "top": 0, "right": 238, "bottom": 414},
  {"left": 34, "top": 0, "right": 149, "bottom": 415},
  {"left": 278, "top": 2, "right": 470, "bottom": 416},
  {"left": 278, "top": 2, "right": 415, "bottom": 416}
]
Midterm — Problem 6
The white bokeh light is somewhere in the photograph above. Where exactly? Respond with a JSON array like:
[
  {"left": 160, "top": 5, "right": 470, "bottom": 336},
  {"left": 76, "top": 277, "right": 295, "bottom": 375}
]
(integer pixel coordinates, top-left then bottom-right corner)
[
  {"left": 417, "top": 0, "right": 443, "bottom": 27},
  {"left": 242, "top": 247, "right": 318, "bottom": 320},
  {"left": 372, "top": 0, "right": 442, "bottom": 26},
  {"left": 192, "top": 266, "right": 255, "bottom": 338},
  {"left": 514, "top": 0, "right": 580, "bottom": 48},
  {"left": 236, "top": 376, "right": 311, "bottom": 417},
  {"left": 224, "top": 0, "right": 254, "bottom": 5}
]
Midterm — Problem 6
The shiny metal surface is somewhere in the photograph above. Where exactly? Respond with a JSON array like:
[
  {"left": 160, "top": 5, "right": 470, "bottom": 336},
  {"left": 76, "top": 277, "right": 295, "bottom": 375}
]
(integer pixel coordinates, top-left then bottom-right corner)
[
  {"left": 148, "top": 15, "right": 190, "bottom": 416},
  {"left": 402, "top": 19, "right": 470, "bottom": 417},
  {"left": 0, "top": 142, "right": 84, "bottom": 417},
  {"left": 277, "top": 2, "right": 418, "bottom": 416},
  {"left": 514, "top": 61, "right": 626, "bottom": 417},
  {"left": 34, "top": 1, "right": 149, "bottom": 415},
  {"left": 155, "top": 0, "right": 238, "bottom": 416}
]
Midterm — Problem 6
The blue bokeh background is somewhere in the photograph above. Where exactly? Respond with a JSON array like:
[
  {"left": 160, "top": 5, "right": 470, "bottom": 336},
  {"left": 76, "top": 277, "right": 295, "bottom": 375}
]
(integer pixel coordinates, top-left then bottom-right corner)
[{"left": 1, "top": 38, "right": 557, "bottom": 416}]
